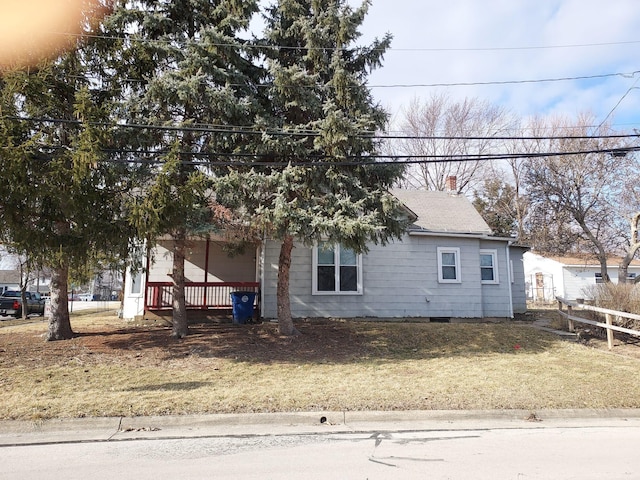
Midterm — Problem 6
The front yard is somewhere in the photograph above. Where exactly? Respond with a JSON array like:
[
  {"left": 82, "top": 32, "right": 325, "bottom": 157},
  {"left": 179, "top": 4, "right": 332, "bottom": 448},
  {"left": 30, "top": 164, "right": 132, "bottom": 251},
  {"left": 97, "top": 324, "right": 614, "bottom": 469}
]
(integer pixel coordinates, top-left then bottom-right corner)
[{"left": 1, "top": 311, "right": 639, "bottom": 420}]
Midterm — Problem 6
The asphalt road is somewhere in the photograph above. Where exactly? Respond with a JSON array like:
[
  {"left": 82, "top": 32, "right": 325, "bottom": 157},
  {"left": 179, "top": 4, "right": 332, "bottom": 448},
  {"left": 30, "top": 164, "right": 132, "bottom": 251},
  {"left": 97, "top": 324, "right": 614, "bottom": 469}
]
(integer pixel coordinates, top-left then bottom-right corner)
[
  {"left": 0, "top": 300, "right": 120, "bottom": 320},
  {"left": 2, "top": 411, "right": 640, "bottom": 479},
  {"left": 66, "top": 300, "right": 120, "bottom": 313}
]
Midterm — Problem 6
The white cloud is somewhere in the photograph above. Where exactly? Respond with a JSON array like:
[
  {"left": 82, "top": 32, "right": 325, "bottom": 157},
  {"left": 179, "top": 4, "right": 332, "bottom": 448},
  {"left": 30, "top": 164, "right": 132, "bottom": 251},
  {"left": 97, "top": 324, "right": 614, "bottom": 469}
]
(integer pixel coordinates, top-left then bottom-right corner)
[{"left": 355, "top": 0, "right": 640, "bottom": 130}]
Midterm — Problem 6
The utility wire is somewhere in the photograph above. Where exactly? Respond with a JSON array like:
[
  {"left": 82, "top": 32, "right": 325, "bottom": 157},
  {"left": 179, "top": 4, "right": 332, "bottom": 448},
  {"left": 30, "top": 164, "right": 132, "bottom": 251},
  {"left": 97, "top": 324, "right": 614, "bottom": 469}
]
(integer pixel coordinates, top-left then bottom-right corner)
[
  {"left": 4, "top": 115, "right": 640, "bottom": 142},
  {"left": 34, "top": 143, "right": 640, "bottom": 166},
  {"left": 599, "top": 78, "right": 640, "bottom": 128},
  {"left": 59, "top": 69, "right": 640, "bottom": 90},
  {"left": 60, "top": 30, "right": 640, "bottom": 54},
  {"left": 368, "top": 71, "right": 640, "bottom": 89}
]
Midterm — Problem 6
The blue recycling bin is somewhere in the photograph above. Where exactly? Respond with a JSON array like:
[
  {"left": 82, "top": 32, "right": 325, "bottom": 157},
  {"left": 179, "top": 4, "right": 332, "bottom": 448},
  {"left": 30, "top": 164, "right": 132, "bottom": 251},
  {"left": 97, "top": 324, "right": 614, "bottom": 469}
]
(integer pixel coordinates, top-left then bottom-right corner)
[{"left": 230, "top": 291, "right": 256, "bottom": 324}]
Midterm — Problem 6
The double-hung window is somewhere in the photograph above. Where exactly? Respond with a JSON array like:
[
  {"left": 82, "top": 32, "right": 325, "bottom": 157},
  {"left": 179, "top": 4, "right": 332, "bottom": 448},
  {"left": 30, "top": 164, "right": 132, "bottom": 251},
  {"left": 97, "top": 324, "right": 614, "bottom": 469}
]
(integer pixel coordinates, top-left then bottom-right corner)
[
  {"left": 313, "top": 242, "right": 362, "bottom": 294},
  {"left": 480, "top": 249, "right": 499, "bottom": 284},
  {"left": 437, "top": 247, "right": 461, "bottom": 283}
]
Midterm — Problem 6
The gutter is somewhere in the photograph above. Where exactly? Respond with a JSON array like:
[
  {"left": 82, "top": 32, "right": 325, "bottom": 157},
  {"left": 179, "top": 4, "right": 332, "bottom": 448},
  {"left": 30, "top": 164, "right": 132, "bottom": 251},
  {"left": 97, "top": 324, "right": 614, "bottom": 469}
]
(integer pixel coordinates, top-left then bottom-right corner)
[{"left": 408, "top": 230, "right": 515, "bottom": 242}]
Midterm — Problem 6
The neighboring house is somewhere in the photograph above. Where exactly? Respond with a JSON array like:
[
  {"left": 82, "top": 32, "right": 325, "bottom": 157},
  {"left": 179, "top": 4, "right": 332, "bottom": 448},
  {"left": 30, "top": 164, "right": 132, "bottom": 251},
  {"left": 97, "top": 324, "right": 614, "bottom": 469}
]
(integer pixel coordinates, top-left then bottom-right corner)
[
  {"left": 122, "top": 189, "right": 527, "bottom": 321},
  {"left": 81, "top": 270, "right": 123, "bottom": 301},
  {"left": 0, "top": 270, "right": 21, "bottom": 293},
  {"left": 0, "top": 247, "right": 52, "bottom": 294},
  {"left": 523, "top": 252, "right": 640, "bottom": 302}
]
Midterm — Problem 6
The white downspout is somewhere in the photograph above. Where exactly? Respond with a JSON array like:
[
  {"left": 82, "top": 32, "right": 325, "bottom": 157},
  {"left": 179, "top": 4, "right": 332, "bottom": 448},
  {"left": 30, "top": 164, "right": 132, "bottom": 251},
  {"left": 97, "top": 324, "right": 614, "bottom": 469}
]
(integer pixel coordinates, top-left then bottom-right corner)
[
  {"left": 258, "top": 235, "right": 266, "bottom": 319},
  {"left": 506, "top": 241, "right": 514, "bottom": 319}
]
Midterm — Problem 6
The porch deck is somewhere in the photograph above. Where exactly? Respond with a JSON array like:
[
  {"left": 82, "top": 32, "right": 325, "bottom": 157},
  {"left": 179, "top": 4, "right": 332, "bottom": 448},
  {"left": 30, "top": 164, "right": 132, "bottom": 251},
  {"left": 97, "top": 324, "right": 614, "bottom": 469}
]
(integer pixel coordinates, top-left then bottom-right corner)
[{"left": 145, "top": 281, "right": 260, "bottom": 312}]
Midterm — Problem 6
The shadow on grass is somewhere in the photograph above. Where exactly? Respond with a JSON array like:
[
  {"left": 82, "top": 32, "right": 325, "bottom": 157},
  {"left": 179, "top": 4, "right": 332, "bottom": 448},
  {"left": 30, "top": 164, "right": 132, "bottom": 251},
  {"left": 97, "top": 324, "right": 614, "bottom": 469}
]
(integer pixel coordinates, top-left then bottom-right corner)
[
  {"left": 126, "top": 381, "right": 214, "bottom": 392},
  {"left": 93, "top": 319, "right": 563, "bottom": 365}
]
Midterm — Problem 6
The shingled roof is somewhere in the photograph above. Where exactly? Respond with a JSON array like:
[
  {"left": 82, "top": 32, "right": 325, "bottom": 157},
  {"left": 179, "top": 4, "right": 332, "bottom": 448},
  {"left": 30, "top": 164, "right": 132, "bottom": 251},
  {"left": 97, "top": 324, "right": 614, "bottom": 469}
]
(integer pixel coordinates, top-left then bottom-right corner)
[
  {"left": 391, "top": 189, "right": 493, "bottom": 235},
  {"left": 0, "top": 270, "right": 20, "bottom": 284}
]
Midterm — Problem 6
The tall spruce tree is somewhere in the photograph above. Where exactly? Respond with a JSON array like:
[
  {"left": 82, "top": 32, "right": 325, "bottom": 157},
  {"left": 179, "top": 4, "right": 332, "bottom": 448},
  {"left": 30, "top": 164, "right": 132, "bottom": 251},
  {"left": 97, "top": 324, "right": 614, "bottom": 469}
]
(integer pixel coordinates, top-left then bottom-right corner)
[
  {"left": 104, "top": 0, "right": 261, "bottom": 338},
  {"left": 0, "top": 2, "right": 138, "bottom": 340},
  {"left": 216, "top": 0, "right": 407, "bottom": 335}
]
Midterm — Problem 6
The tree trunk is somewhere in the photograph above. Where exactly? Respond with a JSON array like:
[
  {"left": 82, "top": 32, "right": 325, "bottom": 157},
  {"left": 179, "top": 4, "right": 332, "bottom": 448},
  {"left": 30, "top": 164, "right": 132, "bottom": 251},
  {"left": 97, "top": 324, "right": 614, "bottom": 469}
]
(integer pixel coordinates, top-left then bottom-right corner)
[
  {"left": 20, "top": 288, "right": 28, "bottom": 320},
  {"left": 19, "top": 260, "right": 30, "bottom": 320},
  {"left": 618, "top": 213, "right": 640, "bottom": 284},
  {"left": 277, "top": 234, "right": 300, "bottom": 336},
  {"left": 171, "top": 230, "right": 189, "bottom": 338},
  {"left": 576, "top": 218, "right": 610, "bottom": 282},
  {"left": 46, "top": 261, "right": 74, "bottom": 341}
]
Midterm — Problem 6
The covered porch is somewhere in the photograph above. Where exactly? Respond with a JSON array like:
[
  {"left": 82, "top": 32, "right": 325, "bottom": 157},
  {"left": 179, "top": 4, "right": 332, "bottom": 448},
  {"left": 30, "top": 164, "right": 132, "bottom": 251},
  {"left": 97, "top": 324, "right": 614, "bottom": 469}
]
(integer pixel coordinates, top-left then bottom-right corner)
[{"left": 128, "top": 236, "right": 262, "bottom": 320}]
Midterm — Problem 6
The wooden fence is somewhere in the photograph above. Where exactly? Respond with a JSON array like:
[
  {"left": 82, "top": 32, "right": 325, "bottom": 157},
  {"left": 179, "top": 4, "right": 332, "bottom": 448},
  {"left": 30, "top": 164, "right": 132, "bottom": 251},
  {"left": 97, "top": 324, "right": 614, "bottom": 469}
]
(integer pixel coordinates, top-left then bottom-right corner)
[{"left": 556, "top": 297, "right": 640, "bottom": 349}]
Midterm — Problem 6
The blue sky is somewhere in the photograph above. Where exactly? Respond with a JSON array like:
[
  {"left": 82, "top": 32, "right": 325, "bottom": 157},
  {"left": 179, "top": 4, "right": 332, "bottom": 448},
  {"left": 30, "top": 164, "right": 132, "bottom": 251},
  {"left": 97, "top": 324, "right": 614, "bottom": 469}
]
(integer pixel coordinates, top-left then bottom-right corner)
[{"left": 351, "top": 0, "right": 640, "bottom": 132}]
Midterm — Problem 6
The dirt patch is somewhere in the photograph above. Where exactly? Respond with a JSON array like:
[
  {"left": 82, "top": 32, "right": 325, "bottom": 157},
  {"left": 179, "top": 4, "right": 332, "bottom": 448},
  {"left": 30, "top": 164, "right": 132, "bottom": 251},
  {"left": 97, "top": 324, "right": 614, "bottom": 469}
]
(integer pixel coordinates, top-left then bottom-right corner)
[
  {"left": 0, "top": 318, "right": 377, "bottom": 368},
  {"left": 3, "top": 313, "right": 640, "bottom": 368}
]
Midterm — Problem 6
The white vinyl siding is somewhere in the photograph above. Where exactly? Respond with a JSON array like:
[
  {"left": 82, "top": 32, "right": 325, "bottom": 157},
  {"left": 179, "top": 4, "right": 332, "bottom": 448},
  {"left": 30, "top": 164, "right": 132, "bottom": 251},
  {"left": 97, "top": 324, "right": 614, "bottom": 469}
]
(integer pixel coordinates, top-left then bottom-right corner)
[{"left": 437, "top": 247, "right": 461, "bottom": 283}]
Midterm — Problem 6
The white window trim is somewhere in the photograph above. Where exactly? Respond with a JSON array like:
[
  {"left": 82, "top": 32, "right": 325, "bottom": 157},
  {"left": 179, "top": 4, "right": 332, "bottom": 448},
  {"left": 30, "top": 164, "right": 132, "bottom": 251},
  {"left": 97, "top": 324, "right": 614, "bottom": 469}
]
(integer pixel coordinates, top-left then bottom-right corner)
[
  {"left": 437, "top": 247, "right": 461, "bottom": 284},
  {"left": 480, "top": 249, "right": 499, "bottom": 285},
  {"left": 312, "top": 243, "right": 363, "bottom": 295}
]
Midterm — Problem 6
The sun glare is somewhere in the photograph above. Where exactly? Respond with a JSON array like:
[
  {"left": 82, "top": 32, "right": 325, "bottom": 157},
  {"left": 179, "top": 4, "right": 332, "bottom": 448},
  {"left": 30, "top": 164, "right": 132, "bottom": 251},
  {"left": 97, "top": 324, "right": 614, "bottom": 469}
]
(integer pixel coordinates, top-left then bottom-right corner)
[{"left": 0, "top": 0, "right": 105, "bottom": 70}]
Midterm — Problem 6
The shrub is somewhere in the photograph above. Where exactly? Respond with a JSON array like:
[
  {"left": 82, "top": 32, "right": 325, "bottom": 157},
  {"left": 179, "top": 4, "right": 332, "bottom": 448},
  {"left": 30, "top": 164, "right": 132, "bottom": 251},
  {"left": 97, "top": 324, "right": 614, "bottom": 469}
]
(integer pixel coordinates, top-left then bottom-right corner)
[{"left": 582, "top": 283, "right": 640, "bottom": 330}]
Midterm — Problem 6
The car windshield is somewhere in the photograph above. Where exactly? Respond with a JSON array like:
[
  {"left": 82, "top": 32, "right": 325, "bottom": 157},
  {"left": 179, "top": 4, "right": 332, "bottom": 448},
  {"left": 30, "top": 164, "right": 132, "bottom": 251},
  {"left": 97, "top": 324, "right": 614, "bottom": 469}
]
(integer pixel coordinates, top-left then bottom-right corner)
[{"left": 1, "top": 291, "right": 21, "bottom": 297}]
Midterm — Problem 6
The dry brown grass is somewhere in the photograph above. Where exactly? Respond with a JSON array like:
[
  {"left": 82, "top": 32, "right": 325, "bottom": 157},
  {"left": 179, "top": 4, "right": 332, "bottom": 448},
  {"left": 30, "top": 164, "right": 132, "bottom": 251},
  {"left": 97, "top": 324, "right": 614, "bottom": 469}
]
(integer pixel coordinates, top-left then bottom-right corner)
[{"left": 1, "top": 311, "right": 640, "bottom": 420}]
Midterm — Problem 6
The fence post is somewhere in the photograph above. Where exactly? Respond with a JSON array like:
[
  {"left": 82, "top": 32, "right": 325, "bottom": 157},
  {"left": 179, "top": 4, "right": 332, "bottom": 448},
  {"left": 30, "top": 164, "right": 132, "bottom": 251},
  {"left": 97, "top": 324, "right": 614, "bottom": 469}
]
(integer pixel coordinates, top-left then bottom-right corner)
[
  {"left": 605, "top": 314, "right": 614, "bottom": 350},
  {"left": 567, "top": 304, "right": 574, "bottom": 332}
]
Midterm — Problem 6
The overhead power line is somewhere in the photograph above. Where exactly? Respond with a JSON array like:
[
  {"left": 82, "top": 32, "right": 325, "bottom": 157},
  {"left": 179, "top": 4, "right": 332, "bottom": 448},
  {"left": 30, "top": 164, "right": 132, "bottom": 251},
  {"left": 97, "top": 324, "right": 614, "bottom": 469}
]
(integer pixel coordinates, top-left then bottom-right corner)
[
  {"left": 368, "top": 71, "right": 640, "bottom": 89},
  {"left": 60, "top": 68, "right": 640, "bottom": 90},
  {"left": 62, "top": 31, "right": 640, "bottom": 54},
  {"left": 34, "top": 143, "right": 640, "bottom": 167},
  {"left": 5, "top": 115, "right": 640, "bottom": 142}
]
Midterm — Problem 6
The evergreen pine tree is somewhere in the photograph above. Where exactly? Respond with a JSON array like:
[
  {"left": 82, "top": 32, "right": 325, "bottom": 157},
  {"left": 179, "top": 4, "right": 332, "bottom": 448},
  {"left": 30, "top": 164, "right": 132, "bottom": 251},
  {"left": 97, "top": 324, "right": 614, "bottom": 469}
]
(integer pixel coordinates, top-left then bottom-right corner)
[
  {"left": 216, "top": 0, "right": 407, "bottom": 335},
  {"left": 104, "top": 0, "right": 261, "bottom": 337},
  {"left": 0, "top": 2, "right": 137, "bottom": 340}
]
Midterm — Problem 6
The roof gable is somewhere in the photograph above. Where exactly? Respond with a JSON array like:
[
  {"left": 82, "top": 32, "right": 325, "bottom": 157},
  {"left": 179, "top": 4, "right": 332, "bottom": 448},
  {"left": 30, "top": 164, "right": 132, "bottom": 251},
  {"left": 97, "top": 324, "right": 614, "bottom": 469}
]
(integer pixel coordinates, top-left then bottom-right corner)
[{"left": 391, "top": 189, "right": 492, "bottom": 235}]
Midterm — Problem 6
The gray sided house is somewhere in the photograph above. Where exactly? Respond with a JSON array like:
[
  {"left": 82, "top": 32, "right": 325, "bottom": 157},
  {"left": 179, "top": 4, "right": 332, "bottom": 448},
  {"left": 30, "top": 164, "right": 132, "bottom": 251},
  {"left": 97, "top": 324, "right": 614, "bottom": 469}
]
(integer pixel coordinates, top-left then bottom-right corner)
[{"left": 122, "top": 190, "right": 526, "bottom": 321}]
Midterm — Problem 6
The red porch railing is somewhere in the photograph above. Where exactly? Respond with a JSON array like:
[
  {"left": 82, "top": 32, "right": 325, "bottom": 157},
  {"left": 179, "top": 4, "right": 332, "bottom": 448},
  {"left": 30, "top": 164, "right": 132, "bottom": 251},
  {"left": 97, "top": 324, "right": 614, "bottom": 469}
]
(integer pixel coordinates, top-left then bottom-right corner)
[{"left": 146, "top": 281, "right": 260, "bottom": 311}]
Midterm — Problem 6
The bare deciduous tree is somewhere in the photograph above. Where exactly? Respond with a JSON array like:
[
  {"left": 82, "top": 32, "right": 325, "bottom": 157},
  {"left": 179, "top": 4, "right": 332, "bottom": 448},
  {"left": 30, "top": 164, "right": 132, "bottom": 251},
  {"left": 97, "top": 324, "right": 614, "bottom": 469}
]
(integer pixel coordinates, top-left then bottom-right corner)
[
  {"left": 523, "top": 113, "right": 632, "bottom": 282},
  {"left": 392, "top": 93, "right": 514, "bottom": 193},
  {"left": 619, "top": 212, "right": 640, "bottom": 284}
]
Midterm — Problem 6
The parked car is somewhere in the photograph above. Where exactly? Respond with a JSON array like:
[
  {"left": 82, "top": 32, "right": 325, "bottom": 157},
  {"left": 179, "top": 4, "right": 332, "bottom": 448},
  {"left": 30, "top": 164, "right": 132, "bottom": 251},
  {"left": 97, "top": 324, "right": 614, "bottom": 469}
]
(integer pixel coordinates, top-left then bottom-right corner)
[{"left": 0, "top": 291, "right": 46, "bottom": 318}]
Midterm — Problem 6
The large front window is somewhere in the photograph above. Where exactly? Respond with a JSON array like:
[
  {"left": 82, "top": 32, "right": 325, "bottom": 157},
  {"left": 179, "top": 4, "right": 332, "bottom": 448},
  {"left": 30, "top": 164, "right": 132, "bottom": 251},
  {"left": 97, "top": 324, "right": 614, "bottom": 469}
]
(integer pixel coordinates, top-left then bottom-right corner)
[{"left": 313, "top": 242, "right": 362, "bottom": 294}]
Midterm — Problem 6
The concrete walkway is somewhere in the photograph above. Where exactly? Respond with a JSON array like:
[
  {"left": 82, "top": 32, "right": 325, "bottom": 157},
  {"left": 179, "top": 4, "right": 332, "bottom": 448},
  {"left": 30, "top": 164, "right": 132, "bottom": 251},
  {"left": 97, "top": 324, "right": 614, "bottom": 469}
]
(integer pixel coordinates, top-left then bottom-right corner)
[{"left": 529, "top": 315, "right": 578, "bottom": 340}]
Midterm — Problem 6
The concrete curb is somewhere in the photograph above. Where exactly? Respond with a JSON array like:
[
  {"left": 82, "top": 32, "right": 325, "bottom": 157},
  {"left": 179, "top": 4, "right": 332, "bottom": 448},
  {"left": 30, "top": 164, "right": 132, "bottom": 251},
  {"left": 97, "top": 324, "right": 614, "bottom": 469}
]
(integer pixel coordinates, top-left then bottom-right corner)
[{"left": 3, "top": 409, "right": 640, "bottom": 446}]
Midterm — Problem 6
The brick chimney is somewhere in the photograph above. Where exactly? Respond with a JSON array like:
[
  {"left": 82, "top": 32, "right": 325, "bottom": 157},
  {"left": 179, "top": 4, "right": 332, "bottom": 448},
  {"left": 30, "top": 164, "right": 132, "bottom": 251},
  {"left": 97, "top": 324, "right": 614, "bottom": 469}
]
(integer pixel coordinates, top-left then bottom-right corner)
[{"left": 445, "top": 175, "right": 457, "bottom": 193}]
